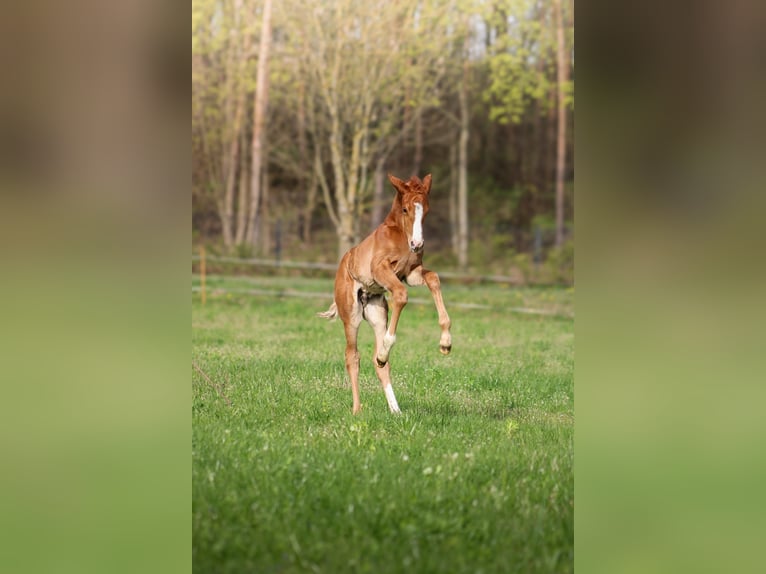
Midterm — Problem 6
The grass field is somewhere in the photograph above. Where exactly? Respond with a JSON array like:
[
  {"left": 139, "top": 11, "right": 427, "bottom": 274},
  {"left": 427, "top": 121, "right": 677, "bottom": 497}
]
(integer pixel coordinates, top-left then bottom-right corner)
[{"left": 192, "top": 275, "right": 574, "bottom": 573}]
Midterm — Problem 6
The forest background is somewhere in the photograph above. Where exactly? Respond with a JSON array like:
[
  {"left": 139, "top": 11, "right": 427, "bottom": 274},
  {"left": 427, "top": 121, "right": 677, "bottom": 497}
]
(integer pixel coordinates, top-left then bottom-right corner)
[{"left": 192, "top": 0, "right": 574, "bottom": 283}]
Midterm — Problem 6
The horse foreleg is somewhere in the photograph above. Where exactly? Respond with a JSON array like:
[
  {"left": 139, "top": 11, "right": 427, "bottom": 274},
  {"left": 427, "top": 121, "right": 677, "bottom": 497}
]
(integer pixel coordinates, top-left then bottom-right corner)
[
  {"left": 371, "top": 265, "right": 408, "bottom": 367},
  {"left": 417, "top": 268, "right": 452, "bottom": 355}
]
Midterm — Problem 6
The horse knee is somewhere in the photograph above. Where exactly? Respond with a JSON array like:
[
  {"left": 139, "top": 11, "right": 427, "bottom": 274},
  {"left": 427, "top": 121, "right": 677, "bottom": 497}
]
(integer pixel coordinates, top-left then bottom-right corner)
[
  {"left": 393, "top": 289, "right": 408, "bottom": 308},
  {"left": 425, "top": 272, "right": 441, "bottom": 289}
]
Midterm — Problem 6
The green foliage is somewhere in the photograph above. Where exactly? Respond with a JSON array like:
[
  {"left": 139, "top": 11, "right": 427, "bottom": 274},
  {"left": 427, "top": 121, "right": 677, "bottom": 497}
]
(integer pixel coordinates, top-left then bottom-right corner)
[
  {"left": 193, "top": 281, "right": 573, "bottom": 572},
  {"left": 511, "top": 251, "right": 535, "bottom": 283},
  {"left": 424, "top": 249, "right": 458, "bottom": 271},
  {"left": 483, "top": 0, "right": 574, "bottom": 125},
  {"left": 544, "top": 238, "right": 574, "bottom": 284},
  {"left": 466, "top": 175, "right": 515, "bottom": 225},
  {"left": 532, "top": 213, "right": 556, "bottom": 232},
  {"left": 234, "top": 242, "right": 254, "bottom": 260},
  {"left": 483, "top": 0, "right": 554, "bottom": 125},
  {"left": 486, "top": 52, "right": 553, "bottom": 125}
]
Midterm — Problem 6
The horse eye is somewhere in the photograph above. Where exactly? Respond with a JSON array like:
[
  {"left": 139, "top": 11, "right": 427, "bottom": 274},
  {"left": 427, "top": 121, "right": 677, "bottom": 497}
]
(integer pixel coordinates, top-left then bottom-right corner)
[{"left": 402, "top": 208, "right": 408, "bottom": 214}]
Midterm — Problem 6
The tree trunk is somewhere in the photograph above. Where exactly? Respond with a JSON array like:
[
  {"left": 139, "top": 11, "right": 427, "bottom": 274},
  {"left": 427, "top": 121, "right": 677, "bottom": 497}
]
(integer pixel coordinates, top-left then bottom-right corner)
[
  {"left": 219, "top": 168, "right": 233, "bottom": 247},
  {"left": 346, "top": 128, "right": 364, "bottom": 246},
  {"left": 457, "top": 59, "right": 470, "bottom": 271},
  {"left": 371, "top": 158, "right": 386, "bottom": 230},
  {"left": 336, "top": 143, "right": 355, "bottom": 259},
  {"left": 235, "top": 127, "right": 249, "bottom": 245},
  {"left": 219, "top": 9, "right": 236, "bottom": 249},
  {"left": 221, "top": 132, "right": 237, "bottom": 248},
  {"left": 355, "top": 127, "right": 370, "bottom": 244},
  {"left": 297, "top": 79, "right": 318, "bottom": 244},
  {"left": 337, "top": 211, "right": 354, "bottom": 260},
  {"left": 302, "top": 175, "right": 318, "bottom": 243},
  {"left": 260, "top": 156, "right": 271, "bottom": 255},
  {"left": 449, "top": 139, "right": 459, "bottom": 258},
  {"left": 247, "top": 0, "right": 272, "bottom": 246},
  {"left": 333, "top": 149, "right": 354, "bottom": 260},
  {"left": 534, "top": 0, "right": 546, "bottom": 203},
  {"left": 554, "top": 0, "right": 568, "bottom": 247},
  {"left": 533, "top": 97, "right": 543, "bottom": 215},
  {"left": 222, "top": 89, "right": 246, "bottom": 249},
  {"left": 220, "top": 0, "right": 246, "bottom": 250},
  {"left": 327, "top": 108, "right": 353, "bottom": 260},
  {"left": 412, "top": 111, "right": 423, "bottom": 176}
]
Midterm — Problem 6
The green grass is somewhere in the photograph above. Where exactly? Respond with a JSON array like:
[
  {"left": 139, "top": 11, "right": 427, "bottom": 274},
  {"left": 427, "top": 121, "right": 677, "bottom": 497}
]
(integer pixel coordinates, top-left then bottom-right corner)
[{"left": 192, "top": 277, "right": 573, "bottom": 573}]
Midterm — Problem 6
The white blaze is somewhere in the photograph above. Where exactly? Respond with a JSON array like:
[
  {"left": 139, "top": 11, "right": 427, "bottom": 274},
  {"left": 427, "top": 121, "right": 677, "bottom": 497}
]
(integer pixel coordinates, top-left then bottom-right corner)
[{"left": 412, "top": 202, "right": 424, "bottom": 245}]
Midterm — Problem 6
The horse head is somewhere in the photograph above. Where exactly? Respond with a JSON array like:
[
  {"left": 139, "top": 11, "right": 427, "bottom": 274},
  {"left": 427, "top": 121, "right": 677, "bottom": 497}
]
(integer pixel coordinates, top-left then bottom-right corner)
[{"left": 387, "top": 173, "right": 432, "bottom": 253}]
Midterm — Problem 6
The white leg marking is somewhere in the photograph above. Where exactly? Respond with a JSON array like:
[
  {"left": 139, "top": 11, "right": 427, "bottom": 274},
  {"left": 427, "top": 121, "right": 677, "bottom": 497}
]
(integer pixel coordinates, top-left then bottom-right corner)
[
  {"left": 377, "top": 331, "right": 397, "bottom": 364},
  {"left": 383, "top": 332, "right": 396, "bottom": 352},
  {"left": 384, "top": 383, "right": 401, "bottom": 413}
]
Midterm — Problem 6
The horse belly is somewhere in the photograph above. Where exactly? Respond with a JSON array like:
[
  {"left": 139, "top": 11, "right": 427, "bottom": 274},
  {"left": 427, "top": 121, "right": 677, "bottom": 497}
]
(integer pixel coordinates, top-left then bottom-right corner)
[{"left": 358, "top": 278, "right": 386, "bottom": 296}]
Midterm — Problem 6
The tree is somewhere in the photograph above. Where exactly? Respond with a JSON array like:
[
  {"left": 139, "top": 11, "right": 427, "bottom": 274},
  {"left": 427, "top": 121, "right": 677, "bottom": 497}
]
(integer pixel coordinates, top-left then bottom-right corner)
[
  {"left": 279, "top": 0, "right": 449, "bottom": 259},
  {"left": 457, "top": 36, "right": 471, "bottom": 271},
  {"left": 484, "top": 0, "right": 573, "bottom": 248},
  {"left": 193, "top": 0, "right": 260, "bottom": 250},
  {"left": 192, "top": 0, "right": 575, "bottom": 277},
  {"left": 247, "top": 0, "right": 273, "bottom": 246},
  {"left": 193, "top": 0, "right": 242, "bottom": 246},
  {"left": 434, "top": 0, "right": 481, "bottom": 270},
  {"left": 553, "top": 0, "right": 569, "bottom": 246}
]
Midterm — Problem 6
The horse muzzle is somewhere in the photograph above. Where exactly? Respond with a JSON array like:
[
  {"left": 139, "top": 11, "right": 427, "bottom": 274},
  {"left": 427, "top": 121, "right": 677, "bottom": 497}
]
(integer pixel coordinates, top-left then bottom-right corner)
[{"left": 409, "top": 240, "right": 424, "bottom": 253}]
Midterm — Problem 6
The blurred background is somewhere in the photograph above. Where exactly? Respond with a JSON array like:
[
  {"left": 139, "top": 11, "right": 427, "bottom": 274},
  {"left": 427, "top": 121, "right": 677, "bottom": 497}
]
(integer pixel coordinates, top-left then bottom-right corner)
[
  {"left": 5, "top": 0, "right": 764, "bottom": 571},
  {"left": 192, "top": 0, "right": 574, "bottom": 284}
]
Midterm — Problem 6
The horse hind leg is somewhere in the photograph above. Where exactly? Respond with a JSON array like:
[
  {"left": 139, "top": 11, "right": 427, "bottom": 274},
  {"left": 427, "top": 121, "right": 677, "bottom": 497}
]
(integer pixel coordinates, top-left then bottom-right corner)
[
  {"left": 364, "top": 295, "right": 401, "bottom": 414},
  {"left": 344, "top": 321, "right": 362, "bottom": 414},
  {"left": 337, "top": 281, "right": 364, "bottom": 414}
]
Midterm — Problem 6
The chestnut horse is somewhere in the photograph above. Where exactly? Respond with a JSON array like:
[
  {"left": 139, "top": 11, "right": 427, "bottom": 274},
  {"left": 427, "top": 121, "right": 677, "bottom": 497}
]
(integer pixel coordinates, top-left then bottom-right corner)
[{"left": 318, "top": 173, "right": 452, "bottom": 414}]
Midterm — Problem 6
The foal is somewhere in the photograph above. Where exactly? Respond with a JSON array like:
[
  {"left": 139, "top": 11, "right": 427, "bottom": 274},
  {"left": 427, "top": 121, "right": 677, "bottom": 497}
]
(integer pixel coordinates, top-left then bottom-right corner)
[{"left": 318, "top": 173, "right": 452, "bottom": 414}]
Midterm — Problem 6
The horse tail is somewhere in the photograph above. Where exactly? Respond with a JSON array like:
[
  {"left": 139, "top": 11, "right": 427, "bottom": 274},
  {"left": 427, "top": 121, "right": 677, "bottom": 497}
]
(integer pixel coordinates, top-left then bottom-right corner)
[{"left": 317, "top": 301, "right": 338, "bottom": 321}]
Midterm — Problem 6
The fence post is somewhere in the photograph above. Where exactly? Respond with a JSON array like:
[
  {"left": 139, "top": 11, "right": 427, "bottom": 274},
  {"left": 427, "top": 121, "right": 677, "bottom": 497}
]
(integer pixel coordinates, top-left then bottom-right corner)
[{"left": 200, "top": 245, "right": 206, "bottom": 306}]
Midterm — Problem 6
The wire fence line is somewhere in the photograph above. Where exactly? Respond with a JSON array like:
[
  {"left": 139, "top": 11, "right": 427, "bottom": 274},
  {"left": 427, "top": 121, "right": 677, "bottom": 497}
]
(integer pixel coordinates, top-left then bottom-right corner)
[
  {"left": 191, "top": 285, "right": 572, "bottom": 318},
  {"left": 191, "top": 254, "right": 338, "bottom": 271},
  {"left": 191, "top": 254, "right": 524, "bottom": 284}
]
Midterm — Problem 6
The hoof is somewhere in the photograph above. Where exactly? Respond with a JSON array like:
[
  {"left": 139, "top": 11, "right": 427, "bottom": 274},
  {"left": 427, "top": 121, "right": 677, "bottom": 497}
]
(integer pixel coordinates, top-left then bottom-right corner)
[
  {"left": 376, "top": 357, "right": 387, "bottom": 368},
  {"left": 440, "top": 345, "right": 452, "bottom": 355}
]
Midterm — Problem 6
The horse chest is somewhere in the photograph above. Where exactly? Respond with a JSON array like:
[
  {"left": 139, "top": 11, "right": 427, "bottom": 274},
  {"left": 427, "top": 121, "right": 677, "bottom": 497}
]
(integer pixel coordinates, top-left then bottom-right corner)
[{"left": 392, "top": 252, "right": 421, "bottom": 280}]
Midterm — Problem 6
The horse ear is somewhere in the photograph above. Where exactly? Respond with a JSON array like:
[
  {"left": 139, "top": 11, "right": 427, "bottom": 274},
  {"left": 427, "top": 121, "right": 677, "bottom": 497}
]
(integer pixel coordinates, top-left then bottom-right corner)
[
  {"left": 422, "top": 173, "right": 432, "bottom": 194},
  {"left": 387, "top": 174, "right": 406, "bottom": 194}
]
